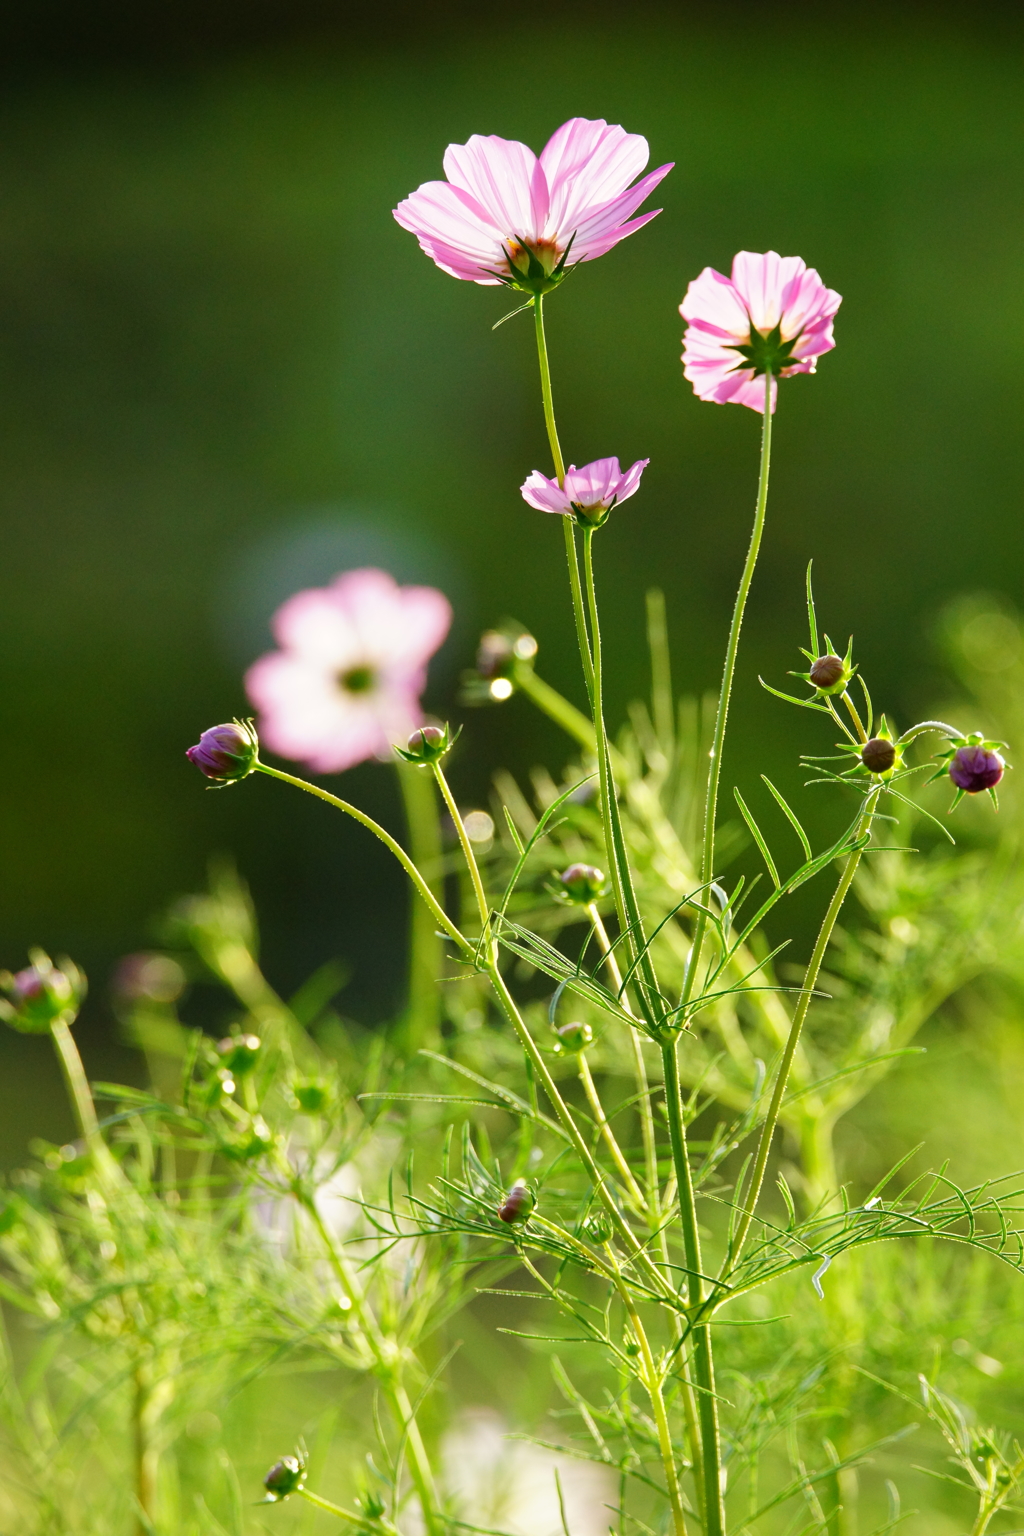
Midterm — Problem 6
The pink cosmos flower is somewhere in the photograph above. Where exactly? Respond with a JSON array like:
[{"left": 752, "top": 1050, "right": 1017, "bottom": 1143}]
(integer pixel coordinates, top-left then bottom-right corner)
[
  {"left": 245, "top": 569, "right": 451, "bottom": 774},
  {"left": 680, "top": 251, "right": 841, "bottom": 413},
  {"left": 520, "top": 457, "right": 649, "bottom": 526},
  {"left": 394, "top": 118, "right": 673, "bottom": 290}
]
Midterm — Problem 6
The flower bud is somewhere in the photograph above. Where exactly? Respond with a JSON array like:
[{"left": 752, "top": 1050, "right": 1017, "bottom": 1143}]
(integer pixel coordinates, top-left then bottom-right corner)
[
  {"left": 0, "top": 950, "right": 85, "bottom": 1034},
  {"left": 497, "top": 1180, "right": 535, "bottom": 1224},
  {"left": 558, "top": 863, "right": 605, "bottom": 904},
  {"left": 554, "top": 1020, "right": 593, "bottom": 1054},
  {"left": 291, "top": 1077, "right": 332, "bottom": 1115},
  {"left": 186, "top": 719, "right": 259, "bottom": 784},
  {"left": 582, "top": 1209, "right": 612, "bottom": 1244},
  {"left": 477, "top": 628, "right": 538, "bottom": 680},
  {"left": 949, "top": 743, "right": 1005, "bottom": 794},
  {"left": 397, "top": 723, "right": 455, "bottom": 764},
  {"left": 808, "top": 654, "right": 845, "bottom": 693},
  {"left": 861, "top": 737, "right": 897, "bottom": 775},
  {"left": 262, "top": 1454, "right": 306, "bottom": 1502},
  {"left": 217, "top": 1034, "right": 261, "bottom": 1074}
]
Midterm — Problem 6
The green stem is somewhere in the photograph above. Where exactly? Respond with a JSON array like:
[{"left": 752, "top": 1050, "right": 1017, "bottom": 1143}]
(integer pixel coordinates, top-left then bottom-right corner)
[
  {"left": 50, "top": 1018, "right": 122, "bottom": 1187},
  {"left": 728, "top": 787, "right": 881, "bottom": 1266},
  {"left": 581, "top": 527, "right": 659, "bottom": 1022},
  {"left": 578, "top": 1053, "right": 647, "bottom": 1211},
  {"left": 485, "top": 961, "right": 669, "bottom": 1298},
  {"left": 396, "top": 762, "right": 445, "bottom": 1049},
  {"left": 432, "top": 763, "right": 491, "bottom": 950},
  {"left": 299, "top": 1487, "right": 390, "bottom": 1528},
  {"left": 533, "top": 292, "right": 594, "bottom": 696},
  {"left": 662, "top": 1038, "right": 725, "bottom": 1536},
  {"left": 588, "top": 905, "right": 660, "bottom": 1219},
  {"left": 257, "top": 764, "right": 469, "bottom": 955},
  {"left": 604, "top": 1248, "right": 690, "bottom": 1536},
  {"left": 682, "top": 370, "right": 774, "bottom": 1012}
]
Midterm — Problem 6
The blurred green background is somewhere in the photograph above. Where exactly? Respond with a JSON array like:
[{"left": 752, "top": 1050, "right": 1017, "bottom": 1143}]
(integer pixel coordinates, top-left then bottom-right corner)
[{"left": 3, "top": 2, "right": 1024, "bottom": 1159}]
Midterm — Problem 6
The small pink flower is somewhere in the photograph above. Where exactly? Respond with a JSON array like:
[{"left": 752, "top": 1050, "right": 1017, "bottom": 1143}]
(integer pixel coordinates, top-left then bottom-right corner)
[
  {"left": 245, "top": 569, "right": 451, "bottom": 774},
  {"left": 680, "top": 251, "right": 841, "bottom": 413},
  {"left": 520, "top": 457, "right": 649, "bottom": 526},
  {"left": 394, "top": 118, "right": 672, "bottom": 290}
]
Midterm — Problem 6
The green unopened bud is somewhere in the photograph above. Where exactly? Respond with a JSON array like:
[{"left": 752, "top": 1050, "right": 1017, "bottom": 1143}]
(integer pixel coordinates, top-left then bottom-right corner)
[
  {"left": 217, "top": 1034, "right": 261, "bottom": 1074},
  {"left": 582, "top": 1209, "right": 612, "bottom": 1244},
  {"left": 396, "top": 723, "right": 456, "bottom": 765},
  {"left": 497, "top": 1180, "right": 536, "bottom": 1225},
  {"left": 558, "top": 864, "right": 605, "bottom": 904},
  {"left": 291, "top": 1078, "right": 331, "bottom": 1115},
  {"left": 0, "top": 950, "right": 85, "bottom": 1034},
  {"left": 554, "top": 1020, "right": 593, "bottom": 1054},
  {"left": 262, "top": 1453, "right": 306, "bottom": 1502}
]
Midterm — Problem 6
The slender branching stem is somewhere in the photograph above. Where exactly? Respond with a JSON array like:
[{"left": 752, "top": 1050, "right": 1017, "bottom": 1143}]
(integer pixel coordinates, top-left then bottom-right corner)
[
  {"left": 588, "top": 904, "right": 660, "bottom": 1216},
  {"left": 728, "top": 786, "right": 883, "bottom": 1266},
  {"left": 257, "top": 764, "right": 469, "bottom": 955},
  {"left": 682, "top": 369, "right": 774, "bottom": 1013},
  {"left": 840, "top": 690, "right": 868, "bottom": 743},
  {"left": 533, "top": 293, "right": 595, "bottom": 697},
  {"left": 485, "top": 961, "right": 670, "bottom": 1298},
  {"left": 604, "top": 1246, "right": 690, "bottom": 1536}
]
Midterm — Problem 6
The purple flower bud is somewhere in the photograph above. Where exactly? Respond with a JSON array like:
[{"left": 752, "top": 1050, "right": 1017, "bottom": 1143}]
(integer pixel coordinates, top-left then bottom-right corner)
[
  {"left": 559, "top": 863, "right": 605, "bottom": 904},
  {"left": 861, "top": 737, "right": 897, "bottom": 775},
  {"left": 186, "top": 719, "right": 258, "bottom": 784},
  {"left": 809, "top": 654, "right": 845, "bottom": 692},
  {"left": 949, "top": 744, "right": 1004, "bottom": 794},
  {"left": 0, "top": 951, "right": 85, "bottom": 1035},
  {"left": 398, "top": 723, "right": 454, "bottom": 764},
  {"left": 497, "top": 1180, "right": 535, "bottom": 1225}
]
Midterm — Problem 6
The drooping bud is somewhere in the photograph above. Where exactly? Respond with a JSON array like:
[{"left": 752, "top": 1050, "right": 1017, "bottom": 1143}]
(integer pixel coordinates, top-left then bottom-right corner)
[
  {"left": 949, "top": 743, "right": 1005, "bottom": 794},
  {"left": 186, "top": 719, "right": 259, "bottom": 785},
  {"left": 554, "top": 1020, "right": 593, "bottom": 1054},
  {"left": 558, "top": 864, "right": 605, "bottom": 904},
  {"left": 497, "top": 1180, "right": 536, "bottom": 1225},
  {"left": 0, "top": 950, "right": 85, "bottom": 1034},
  {"left": 808, "top": 654, "right": 845, "bottom": 692},
  {"left": 861, "top": 737, "right": 897, "bottom": 775},
  {"left": 396, "top": 723, "right": 456, "bottom": 765},
  {"left": 216, "top": 1034, "right": 261, "bottom": 1075},
  {"left": 262, "top": 1453, "right": 307, "bottom": 1502}
]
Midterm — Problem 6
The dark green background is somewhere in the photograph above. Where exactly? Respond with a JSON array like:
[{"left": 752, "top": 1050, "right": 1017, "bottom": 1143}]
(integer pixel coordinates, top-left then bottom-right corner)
[{"left": 2, "top": 4, "right": 1022, "bottom": 1154}]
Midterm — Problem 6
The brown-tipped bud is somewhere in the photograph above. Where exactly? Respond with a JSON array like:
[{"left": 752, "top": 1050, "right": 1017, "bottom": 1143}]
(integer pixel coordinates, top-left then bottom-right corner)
[
  {"left": 497, "top": 1180, "right": 535, "bottom": 1225},
  {"left": 861, "top": 737, "right": 897, "bottom": 774},
  {"left": 262, "top": 1454, "right": 306, "bottom": 1502},
  {"left": 809, "top": 654, "right": 845, "bottom": 691}
]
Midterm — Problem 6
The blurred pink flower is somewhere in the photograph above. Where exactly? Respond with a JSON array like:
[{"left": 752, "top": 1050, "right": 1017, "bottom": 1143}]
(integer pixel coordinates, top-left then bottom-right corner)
[
  {"left": 520, "top": 457, "right": 649, "bottom": 525},
  {"left": 394, "top": 118, "right": 672, "bottom": 289},
  {"left": 245, "top": 569, "right": 451, "bottom": 774},
  {"left": 680, "top": 251, "right": 841, "bottom": 413}
]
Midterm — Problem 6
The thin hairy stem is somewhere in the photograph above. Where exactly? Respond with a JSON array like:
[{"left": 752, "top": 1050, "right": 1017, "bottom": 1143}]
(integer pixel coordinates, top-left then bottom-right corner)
[
  {"left": 257, "top": 764, "right": 469, "bottom": 955},
  {"left": 533, "top": 293, "right": 594, "bottom": 696},
  {"left": 582, "top": 527, "right": 660, "bottom": 1021},
  {"left": 728, "top": 786, "right": 882, "bottom": 1266},
  {"left": 485, "top": 961, "right": 670, "bottom": 1298},
  {"left": 682, "top": 369, "right": 774, "bottom": 1013},
  {"left": 578, "top": 1053, "right": 647, "bottom": 1211},
  {"left": 604, "top": 1246, "right": 690, "bottom": 1536},
  {"left": 432, "top": 762, "right": 491, "bottom": 951},
  {"left": 397, "top": 762, "right": 444, "bottom": 1048},
  {"left": 662, "top": 1038, "right": 725, "bottom": 1536},
  {"left": 588, "top": 904, "right": 660, "bottom": 1216}
]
